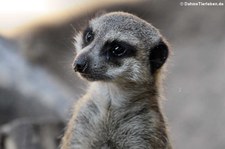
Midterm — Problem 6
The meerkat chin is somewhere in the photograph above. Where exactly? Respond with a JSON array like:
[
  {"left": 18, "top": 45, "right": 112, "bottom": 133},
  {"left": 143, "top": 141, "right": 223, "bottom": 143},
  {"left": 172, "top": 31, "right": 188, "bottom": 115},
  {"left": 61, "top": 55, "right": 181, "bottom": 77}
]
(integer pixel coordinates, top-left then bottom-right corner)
[{"left": 61, "top": 11, "right": 172, "bottom": 149}]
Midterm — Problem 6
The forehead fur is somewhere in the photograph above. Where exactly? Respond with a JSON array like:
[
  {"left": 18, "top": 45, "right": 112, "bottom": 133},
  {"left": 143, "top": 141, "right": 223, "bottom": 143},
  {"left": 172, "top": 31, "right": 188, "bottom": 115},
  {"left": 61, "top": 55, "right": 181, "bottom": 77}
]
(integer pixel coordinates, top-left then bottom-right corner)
[{"left": 90, "top": 12, "right": 161, "bottom": 49}]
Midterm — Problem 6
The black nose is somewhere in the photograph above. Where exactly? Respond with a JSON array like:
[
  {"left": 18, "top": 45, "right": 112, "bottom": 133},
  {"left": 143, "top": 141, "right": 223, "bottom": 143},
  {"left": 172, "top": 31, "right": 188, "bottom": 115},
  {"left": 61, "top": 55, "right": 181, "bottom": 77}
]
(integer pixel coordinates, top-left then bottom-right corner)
[{"left": 73, "top": 58, "right": 88, "bottom": 73}]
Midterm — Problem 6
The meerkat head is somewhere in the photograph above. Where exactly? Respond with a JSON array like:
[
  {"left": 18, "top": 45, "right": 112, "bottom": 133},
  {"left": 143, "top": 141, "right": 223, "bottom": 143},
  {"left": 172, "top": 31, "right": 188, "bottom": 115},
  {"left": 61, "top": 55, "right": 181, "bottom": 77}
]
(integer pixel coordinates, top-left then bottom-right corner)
[{"left": 73, "top": 12, "right": 169, "bottom": 84}]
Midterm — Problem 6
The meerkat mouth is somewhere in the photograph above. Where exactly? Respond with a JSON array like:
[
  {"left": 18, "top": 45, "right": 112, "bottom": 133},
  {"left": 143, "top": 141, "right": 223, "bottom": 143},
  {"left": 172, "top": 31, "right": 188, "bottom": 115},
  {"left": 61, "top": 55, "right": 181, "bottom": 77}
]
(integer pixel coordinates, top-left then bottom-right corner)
[
  {"left": 79, "top": 71, "right": 111, "bottom": 81},
  {"left": 80, "top": 73, "right": 100, "bottom": 81}
]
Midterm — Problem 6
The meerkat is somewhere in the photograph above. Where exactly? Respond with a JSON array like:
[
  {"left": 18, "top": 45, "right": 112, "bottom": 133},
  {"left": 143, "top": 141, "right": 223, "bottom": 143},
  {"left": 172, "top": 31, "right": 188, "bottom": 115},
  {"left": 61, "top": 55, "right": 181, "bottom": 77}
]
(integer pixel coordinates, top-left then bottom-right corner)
[{"left": 61, "top": 11, "right": 172, "bottom": 149}]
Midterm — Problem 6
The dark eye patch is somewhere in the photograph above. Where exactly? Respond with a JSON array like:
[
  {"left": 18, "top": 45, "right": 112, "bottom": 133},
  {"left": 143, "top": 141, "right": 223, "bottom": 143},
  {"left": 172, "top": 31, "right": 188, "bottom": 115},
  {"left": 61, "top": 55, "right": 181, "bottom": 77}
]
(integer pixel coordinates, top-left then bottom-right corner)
[
  {"left": 101, "top": 40, "right": 136, "bottom": 61},
  {"left": 82, "top": 27, "right": 94, "bottom": 47}
]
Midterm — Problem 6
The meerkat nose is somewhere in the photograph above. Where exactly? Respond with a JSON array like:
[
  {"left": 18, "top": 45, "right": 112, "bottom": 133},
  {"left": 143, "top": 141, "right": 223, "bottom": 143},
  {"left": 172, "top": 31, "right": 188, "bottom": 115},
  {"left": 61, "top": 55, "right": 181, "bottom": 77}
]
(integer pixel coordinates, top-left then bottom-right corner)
[{"left": 73, "top": 57, "right": 88, "bottom": 73}]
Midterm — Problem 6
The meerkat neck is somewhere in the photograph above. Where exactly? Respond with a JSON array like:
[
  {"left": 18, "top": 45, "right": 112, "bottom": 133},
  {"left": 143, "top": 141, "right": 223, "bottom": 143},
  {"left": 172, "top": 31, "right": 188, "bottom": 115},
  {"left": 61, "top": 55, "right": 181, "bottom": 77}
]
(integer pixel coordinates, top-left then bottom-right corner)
[{"left": 89, "top": 81, "right": 159, "bottom": 108}]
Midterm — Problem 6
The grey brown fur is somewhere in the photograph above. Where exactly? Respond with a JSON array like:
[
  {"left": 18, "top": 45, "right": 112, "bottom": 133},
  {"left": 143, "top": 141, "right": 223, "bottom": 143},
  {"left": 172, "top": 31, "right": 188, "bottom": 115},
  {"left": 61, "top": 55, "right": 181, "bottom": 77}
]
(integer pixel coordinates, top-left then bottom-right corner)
[{"left": 61, "top": 12, "right": 172, "bottom": 149}]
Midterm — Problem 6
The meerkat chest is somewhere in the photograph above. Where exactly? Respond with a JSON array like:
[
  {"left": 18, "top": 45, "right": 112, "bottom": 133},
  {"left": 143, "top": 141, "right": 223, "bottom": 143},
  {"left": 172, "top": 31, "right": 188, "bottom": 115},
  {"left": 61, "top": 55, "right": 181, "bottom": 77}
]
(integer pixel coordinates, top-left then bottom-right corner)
[
  {"left": 68, "top": 83, "right": 166, "bottom": 149},
  {"left": 70, "top": 97, "right": 113, "bottom": 148},
  {"left": 70, "top": 97, "right": 155, "bottom": 149}
]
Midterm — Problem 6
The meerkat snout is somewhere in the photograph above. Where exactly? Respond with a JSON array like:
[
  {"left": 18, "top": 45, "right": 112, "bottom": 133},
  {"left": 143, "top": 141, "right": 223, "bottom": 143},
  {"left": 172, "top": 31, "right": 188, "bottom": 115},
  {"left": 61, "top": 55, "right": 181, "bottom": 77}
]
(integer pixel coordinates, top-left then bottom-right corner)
[{"left": 73, "top": 54, "right": 88, "bottom": 73}]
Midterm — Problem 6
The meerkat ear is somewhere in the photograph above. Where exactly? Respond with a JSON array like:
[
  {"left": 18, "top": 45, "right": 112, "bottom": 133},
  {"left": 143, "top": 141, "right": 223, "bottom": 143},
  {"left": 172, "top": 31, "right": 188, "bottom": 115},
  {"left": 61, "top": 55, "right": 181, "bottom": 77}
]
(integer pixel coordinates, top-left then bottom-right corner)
[{"left": 149, "top": 40, "right": 169, "bottom": 74}]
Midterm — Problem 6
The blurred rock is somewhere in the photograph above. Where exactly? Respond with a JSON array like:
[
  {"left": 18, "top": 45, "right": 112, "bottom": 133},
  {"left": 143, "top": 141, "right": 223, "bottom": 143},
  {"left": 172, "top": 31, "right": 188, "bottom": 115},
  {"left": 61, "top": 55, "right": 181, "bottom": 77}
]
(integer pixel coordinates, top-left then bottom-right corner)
[
  {"left": 0, "top": 37, "right": 76, "bottom": 120},
  {"left": 0, "top": 118, "right": 64, "bottom": 149},
  {"left": 0, "top": 88, "right": 58, "bottom": 125}
]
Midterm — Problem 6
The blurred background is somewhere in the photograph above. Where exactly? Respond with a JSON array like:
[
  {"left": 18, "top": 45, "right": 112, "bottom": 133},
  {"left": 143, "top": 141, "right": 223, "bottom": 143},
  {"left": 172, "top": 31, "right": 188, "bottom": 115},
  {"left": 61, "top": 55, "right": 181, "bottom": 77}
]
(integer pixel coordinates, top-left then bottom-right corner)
[{"left": 0, "top": 0, "right": 225, "bottom": 149}]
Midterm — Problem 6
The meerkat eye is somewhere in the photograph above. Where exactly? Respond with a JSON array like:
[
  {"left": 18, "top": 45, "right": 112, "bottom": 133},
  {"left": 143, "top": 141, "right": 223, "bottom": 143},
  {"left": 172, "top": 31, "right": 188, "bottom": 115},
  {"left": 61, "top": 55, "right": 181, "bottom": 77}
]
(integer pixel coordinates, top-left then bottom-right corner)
[
  {"left": 101, "top": 40, "right": 136, "bottom": 60},
  {"left": 83, "top": 27, "right": 94, "bottom": 45},
  {"left": 111, "top": 43, "right": 127, "bottom": 57},
  {"left": 85, "top": 31, "right": 94, "bottom": 42}
]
